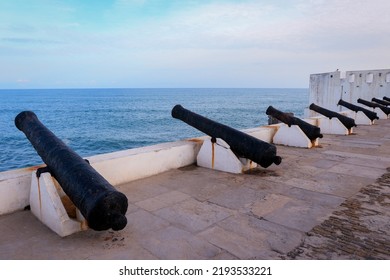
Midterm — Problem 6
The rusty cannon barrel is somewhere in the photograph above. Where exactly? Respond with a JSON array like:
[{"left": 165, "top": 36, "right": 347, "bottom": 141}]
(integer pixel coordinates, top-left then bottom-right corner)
[
  {"left": 15, "top": 111, "right": 128, "bottom": 231},
  {"left": 266, "top": 106, "right": 323, "bottom": 141},
  {"left": 309, "top": 103, "right": 356, "bottom": 130},
  {"left": 357, "top": 98, "right": 390, "bottom": 115},
  {"left": 372, "top": 97, "right": 390, "bottom": 107},
  {"left": 171, "top": 105, "right": 281, "bottom": 168},
  {"left": 383, "top": 96, "right": 390, "bottom": 102},
  {"left": 337, "top": 99, "right": 379, "bottom": 122}
]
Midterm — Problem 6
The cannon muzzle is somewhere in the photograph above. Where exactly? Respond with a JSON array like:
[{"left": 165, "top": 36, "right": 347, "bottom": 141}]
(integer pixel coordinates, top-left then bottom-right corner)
[
  {"left": 357, "top": 98, "right": 390, "bottom": 115},
  {"left": 337, "top": 99, "right": 379, "bottom": 121},
  {"left": 372, "top": 97, "right": 390, "bottom": 107},
  {"left": 266, "top": 106, "right": 323, "bottom": 141},
  {"left": 172, "top": 105, "right": 281, "bottom": 168},
  {"left": 309, "top": 103, "right": 356, "bottom": 130},
  {"left": 15, "top": 111, "right": 128, "bottom": 231},
  {"left": 383, "top": 96, "right": 390, "bottom": 102}
]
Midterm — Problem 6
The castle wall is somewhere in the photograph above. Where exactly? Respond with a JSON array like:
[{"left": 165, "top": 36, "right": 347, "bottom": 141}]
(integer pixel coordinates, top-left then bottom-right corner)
[{"left": 308, "top": 69, "right": 390, "bottom": 117}]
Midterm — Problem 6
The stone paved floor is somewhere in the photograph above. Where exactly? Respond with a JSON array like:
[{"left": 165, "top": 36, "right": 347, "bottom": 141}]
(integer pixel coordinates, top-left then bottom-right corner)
[
  {"left": 0, "top": 119, "right": 389, "bottom": 259},
  {"left": 284, "top": 167, "right": 390, "bottom": 260}
]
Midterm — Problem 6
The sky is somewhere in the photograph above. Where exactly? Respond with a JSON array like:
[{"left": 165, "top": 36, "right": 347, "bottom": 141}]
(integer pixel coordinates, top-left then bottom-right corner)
[{"left": 0, "top": 0, "right": 389, "bottom": 89}]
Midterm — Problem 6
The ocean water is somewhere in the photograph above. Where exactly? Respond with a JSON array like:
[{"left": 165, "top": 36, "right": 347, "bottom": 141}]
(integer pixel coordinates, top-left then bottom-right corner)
[{"left": 0, "top": 88, "right": 308, "bottom": 172}]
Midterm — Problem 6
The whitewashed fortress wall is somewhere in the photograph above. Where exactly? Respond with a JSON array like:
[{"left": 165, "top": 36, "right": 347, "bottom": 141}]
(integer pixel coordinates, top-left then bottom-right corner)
[{"left": 307, "top": 69, "right": 390, "bottom": 117}]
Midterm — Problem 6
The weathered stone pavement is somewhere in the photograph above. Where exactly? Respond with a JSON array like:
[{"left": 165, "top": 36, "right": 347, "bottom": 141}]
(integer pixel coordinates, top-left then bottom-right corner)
[
  {"left": 0, "top": 119, "right": 389, "bottom": 259},
  {"left": 284, "top": 167, "right": 390, "bottom": 259}
]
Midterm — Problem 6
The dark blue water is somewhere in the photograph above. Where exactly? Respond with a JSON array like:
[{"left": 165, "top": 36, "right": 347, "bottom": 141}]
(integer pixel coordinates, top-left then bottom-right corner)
[{"left": 0, "top": 88, "right": 308, "bottom": 172}]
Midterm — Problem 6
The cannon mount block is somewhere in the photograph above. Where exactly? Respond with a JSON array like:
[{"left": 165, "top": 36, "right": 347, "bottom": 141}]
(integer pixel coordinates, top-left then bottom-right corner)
[
  {"left": 197, "top": 138, "right": 258, "bottom": 174},
  {"left": 30, "top": 171, "right": 88, "bottom": 237}
]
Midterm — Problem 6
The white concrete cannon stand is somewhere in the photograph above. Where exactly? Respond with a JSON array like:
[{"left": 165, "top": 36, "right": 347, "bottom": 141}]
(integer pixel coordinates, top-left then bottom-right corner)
[
  {"left": 30, "top": 172, "right": 88, "bottom": 237},
  {"left": 196, "top": 138, "right": 257, "bottom": 174},
  {"left": 272, "top": 124, "right": 319, "bottom": 148},
  {"left": 312, "top": 117, "right": 352, "bottom": 135}
]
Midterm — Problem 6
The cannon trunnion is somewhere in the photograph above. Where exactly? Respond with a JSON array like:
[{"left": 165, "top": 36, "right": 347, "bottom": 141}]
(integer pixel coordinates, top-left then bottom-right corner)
[{"left": 15, "top": 111, "right": 128, "bottom": 231}]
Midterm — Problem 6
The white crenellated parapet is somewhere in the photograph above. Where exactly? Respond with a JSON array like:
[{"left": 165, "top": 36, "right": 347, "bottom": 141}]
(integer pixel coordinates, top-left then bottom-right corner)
[
  {"left": 309, "top": 69, "right": 390, "bottom": 115},
  {"left": 272, "top": 124, "right": 319, "bottom": 148},
  {"left": 30, "top": 172, "right": 88, "bottom": 237},
  {"left": 196, "top": 137, "right": 257, "bottom": 174}
]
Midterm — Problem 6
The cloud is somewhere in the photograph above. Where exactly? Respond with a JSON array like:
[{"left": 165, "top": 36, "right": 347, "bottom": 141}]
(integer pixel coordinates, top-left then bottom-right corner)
[
  {"left": 1, "top": 0, "right": 389, "bottom": 88},
  {"left": 102, "top": 0, "right": 389, "bottom": 55}
]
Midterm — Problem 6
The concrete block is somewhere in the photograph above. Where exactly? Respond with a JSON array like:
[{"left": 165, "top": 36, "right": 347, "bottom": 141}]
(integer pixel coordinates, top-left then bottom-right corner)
[
  {"left": 273, "top": 124, "right": 318, "bottom": 148},
  {"left": 0, "top": 168, "right": 35, "bottom": 215},
  {"left": 197, "top": 138, "right": 257, "bottom": 174},
  {"left": 316, "top": 117, "right": 350, "bottom": 135},
  {"left": 29, "top": 172, "right": 87, "bottom": 237}
]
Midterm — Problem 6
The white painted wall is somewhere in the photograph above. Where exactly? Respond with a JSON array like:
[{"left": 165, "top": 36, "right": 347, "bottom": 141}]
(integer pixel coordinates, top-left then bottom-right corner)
[
  {"left": 0, "top": 140, "right": 202, "bottom": 215},
  {"left": 308, "top": 69, "right": 390, "bottom": 117}
]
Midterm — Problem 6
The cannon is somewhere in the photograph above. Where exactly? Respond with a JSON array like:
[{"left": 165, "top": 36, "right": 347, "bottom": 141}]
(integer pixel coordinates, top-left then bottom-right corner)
[
  {"left": 337, "top": 99, "right": 379, "bottom": 122},
  {"left": 383, "top": 96, "right": 390, "bottom": 102},
  {"left": 171, "top": 105, "right": 281, "bottom": 168},
  {"left": 15, "top": 111, "right": 128, "bottom": 231},
  {"left": 309, "top": 103, "right": 356, "bottom": 130},
  {"left": 372, "top": 97, "right": 390, "bottom": 107},
  {"left": 357, "top": 98, "right": 390, "bottom": 115},
  {"left": 266, "top": 106, "right": 323, "bottom": 141}
]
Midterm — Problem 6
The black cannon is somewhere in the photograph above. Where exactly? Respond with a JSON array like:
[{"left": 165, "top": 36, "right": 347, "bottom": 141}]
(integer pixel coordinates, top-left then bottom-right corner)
[
  {"left": 266, "top": 106, "right": 323, "bottom": 141},
  {"left": 309, "top": 103, "right": 356, "bottom": 130},
  {"left": 357, "top": 98, "right": 390, "bottom": 115},
  {"left": 383, "top": 96, "right": 390, "bottom": 102},
  {"left": 372, "top": 97, "right": 390, "bottom": 107},
  {"left": 15, "top": 111, "right": 128, "bottom": 231},
  {"left": 171, "top": 105, "right": 281, "bottom": 168},
  {"left": 337, "top": 99, "right": 379, "bottom": 122}
]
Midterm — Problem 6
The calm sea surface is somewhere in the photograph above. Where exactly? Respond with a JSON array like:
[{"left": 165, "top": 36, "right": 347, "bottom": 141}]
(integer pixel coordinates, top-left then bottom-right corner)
[{"left": 0, "top": 88, "right": 308, "bottom": 172}]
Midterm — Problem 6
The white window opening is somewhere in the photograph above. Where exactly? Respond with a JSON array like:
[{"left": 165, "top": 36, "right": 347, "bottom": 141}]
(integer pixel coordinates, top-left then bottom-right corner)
[{"left": 366, "top": 73, "right": 374, "bottom": 83}]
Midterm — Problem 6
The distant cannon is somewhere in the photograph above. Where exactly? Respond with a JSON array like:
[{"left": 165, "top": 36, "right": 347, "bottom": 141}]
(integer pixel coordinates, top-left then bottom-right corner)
[
  {"left": 171, "top": 105, "right": 281, "bottom": 168},
  {"left": 15, "top": 111, "right": 128, "bottom": 231},
  {"left": 266, "top": 106, "right": 323, "bottom": 141},
  {"left": 372, "top": 97, "right": 390, "bottom": 107},
  {"left": 357, "top": 98, "right": 390, "bottom": 115},
  {"left": 383, "top": 96, "right": 390, "bottom": 102},
  {"left": 309, "top": 103, "right": 356, "bottom": 130},
  {"left": 337, "top": 99, "right": 379, "bottom": 122}
]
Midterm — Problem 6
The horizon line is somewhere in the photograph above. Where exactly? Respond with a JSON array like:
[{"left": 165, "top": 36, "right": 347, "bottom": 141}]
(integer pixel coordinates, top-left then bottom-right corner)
[{"left": 0, "top": 86, "right": 309, "bottom": 90}]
